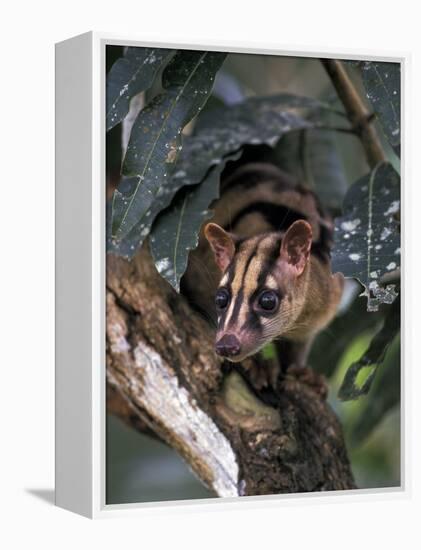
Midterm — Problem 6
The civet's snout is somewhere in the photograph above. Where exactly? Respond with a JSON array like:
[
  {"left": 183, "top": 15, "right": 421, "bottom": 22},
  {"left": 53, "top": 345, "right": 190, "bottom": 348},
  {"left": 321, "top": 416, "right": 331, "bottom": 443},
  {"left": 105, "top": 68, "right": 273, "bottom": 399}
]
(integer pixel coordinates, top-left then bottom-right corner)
[{"left": 215, "top": 334, "right": 241, "bottom": 358}]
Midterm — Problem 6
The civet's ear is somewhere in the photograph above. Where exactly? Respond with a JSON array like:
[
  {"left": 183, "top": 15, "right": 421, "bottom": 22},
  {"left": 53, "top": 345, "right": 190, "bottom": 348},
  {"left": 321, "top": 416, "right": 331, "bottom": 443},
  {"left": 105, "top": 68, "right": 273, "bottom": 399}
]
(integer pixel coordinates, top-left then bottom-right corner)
[
  {"left": 204, "top": 223, "right": 236, "bottom": 272},
  {"left": 280, "top": 220, "right": 313, "bottom": 276}
]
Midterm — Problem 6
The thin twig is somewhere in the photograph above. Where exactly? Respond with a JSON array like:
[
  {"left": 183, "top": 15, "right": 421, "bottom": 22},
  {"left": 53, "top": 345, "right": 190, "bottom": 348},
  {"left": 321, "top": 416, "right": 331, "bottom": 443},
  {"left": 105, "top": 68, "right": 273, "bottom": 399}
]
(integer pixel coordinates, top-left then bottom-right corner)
[{"left": 321, "top": 59, "right": 386, "bottom": 169}]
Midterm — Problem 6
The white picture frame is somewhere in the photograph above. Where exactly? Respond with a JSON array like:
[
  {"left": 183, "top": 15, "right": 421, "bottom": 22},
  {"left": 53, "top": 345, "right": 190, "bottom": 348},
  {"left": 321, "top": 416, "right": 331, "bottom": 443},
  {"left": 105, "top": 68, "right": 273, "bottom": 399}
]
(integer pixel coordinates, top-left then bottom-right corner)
[{"left": 55, "top": 31, "right": 409, "bottom": 519}]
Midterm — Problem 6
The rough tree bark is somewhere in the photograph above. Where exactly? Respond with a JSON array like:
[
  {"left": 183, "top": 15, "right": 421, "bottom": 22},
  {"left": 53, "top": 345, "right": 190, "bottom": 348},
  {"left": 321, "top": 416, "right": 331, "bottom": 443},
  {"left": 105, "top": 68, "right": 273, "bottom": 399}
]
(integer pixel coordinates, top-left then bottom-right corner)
[{"left": 106, "top": 245, "right": 355, "bottom": 497}]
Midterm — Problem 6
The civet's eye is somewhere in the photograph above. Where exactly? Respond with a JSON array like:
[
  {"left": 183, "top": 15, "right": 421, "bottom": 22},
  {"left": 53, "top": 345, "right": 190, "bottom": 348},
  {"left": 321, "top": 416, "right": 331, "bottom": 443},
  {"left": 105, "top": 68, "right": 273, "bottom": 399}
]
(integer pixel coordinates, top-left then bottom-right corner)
[
  {"left": 215, "top": 288, "right": 230, "bottom": 310},
  {"left": 258, "top": 290, "right": 279, "bottom": 311}
]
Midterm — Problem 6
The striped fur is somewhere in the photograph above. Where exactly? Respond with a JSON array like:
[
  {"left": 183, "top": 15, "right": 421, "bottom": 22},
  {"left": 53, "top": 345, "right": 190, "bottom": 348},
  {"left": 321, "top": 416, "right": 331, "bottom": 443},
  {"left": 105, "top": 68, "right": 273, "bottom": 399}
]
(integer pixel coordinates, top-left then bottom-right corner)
[{"left": 181, "top": 162, "right": 343, "bottom": 365}]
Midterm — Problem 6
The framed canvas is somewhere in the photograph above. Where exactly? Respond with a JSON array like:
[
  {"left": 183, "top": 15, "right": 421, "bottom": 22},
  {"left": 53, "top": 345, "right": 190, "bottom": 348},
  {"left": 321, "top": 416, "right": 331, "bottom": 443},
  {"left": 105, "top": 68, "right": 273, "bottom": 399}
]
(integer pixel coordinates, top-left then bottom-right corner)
[{"left": 55, "top": 32, "right": 407, "bottom": 518}]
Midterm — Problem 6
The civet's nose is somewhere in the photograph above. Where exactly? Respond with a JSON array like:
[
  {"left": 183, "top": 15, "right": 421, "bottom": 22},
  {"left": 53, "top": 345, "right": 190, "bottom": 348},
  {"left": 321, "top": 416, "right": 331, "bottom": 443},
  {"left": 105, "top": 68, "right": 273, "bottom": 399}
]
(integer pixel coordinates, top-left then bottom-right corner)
[{"left": 215, "top": 334, "right": 241, "bottom": 357}]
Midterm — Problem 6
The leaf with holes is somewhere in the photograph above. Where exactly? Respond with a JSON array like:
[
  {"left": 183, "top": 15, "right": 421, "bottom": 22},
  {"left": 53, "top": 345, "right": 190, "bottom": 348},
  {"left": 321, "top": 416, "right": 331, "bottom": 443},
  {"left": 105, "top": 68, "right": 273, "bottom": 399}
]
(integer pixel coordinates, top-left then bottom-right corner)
[
  {"left": 106, "top": 47, "right": 172, "bottom": 131},
  {"left": 332, "top": 162, "right": 400, "bottom": 312},
  {"left": 361, "top": 61, "right": 401, "bottom": 156},
  {"left": 110, "top": 50, "right": 226, "bottom": 241},
  {"left": 149, "top": 151, "right": 242, "bottom": 291},
  {"left": 338, "top": 296, "right": 400, "bottom": 401}
]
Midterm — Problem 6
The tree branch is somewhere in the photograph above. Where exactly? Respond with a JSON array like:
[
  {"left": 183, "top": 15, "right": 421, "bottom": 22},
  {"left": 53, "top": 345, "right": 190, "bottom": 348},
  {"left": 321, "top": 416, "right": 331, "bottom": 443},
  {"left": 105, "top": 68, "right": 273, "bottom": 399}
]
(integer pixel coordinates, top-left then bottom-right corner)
[
  {"left": 106, "top": 245, "right": 356, "bottom": 497},
  {"left": 321, "top": 59, "right": 386, "bottom": 168}
]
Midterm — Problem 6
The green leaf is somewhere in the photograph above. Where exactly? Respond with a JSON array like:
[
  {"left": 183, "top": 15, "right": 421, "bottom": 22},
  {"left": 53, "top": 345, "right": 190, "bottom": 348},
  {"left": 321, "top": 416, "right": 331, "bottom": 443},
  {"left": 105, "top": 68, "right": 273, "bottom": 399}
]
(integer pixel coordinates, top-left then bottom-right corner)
[
  {"left": 195, "top": 93, "right": 340, "bottom": 133},
  {"left": 167, "top": 95, "right": 325, "bottom": 191},
  {"left": 276, "top": 127, "right": 348, "bottom": 211},
  {"left": 338, "top": 296, "right": 400, "bottom": 401},
  {"left": 349, "top": 333, "right": 400, "bottom": 443},
  {"left": 106, "top": 47, "right": 172, "bottom": 131},
  {"left": 149, "top": 150, "right": 242, "bottom": 291},
  {"left": 332, "top": 162, "right": 400, "bottom": 312},
  {"left": 111, "top": 50, "right": 227, "bottom": 241},
  {"left": 108, "top": 94, "right": 327, "bottom": 258},
  {"left": 148, "top": 95, "right": 343, "bottom": 289},
  {"left": 310, "top": 283, "right": 383, "bottom": 378},
  {"left": 361, "top": 62, "right": 401, "bottom": 155}
]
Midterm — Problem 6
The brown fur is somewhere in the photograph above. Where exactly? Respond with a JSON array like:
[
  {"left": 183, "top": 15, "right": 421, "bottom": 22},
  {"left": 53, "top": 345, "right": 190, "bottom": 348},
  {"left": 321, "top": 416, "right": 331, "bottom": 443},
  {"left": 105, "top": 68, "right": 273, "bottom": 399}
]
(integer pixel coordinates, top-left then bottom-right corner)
[{"left": 181, "top": 163, "right": 343, "bottom": 368}]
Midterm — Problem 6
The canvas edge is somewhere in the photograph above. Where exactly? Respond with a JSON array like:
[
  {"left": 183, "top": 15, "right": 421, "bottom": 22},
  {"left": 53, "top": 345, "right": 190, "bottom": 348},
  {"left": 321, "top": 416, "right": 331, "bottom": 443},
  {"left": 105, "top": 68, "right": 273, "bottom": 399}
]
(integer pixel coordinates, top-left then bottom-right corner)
[
  {"left": 55, "top": 31, "right": 95, "bottom": 519},
  {"left": 55, "top": 30, "right": 411, "bottom": 519}
]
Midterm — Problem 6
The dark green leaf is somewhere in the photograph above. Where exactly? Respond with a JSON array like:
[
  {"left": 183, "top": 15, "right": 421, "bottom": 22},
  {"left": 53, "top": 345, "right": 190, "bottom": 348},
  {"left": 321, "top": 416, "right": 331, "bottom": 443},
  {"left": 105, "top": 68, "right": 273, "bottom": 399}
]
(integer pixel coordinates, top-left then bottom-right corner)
[
  {"left": 195, "top": 93, "right": 341, "bottom": 133},
  {"left": 149, "top": 151, "right": 242, "bottom": 291},
  {"left": 338, "top": 296, "right": 400, "bottom": 401},
  {"left": 332, "top": 162, "right": 400, "bottom": 312},
  {"left": 111, "top": 50, "right": 226, "bottom": 241},
  {"left": 276, "top": 126, "right": 348, "bottom": 211},
  {"left": 350, "top": 333, "right": 400, "bottom": 444},
  {"left": 310, "top": 282, "right": 383, "bottom": 378},
  {"left": 169, "top": 95, "right": 327, "bottom": 191},
  {"left": 361, "top": 62, "right": 401, "bottom": 155},
  {"left": 108, "top": 94, "right": 342, "bottom": 258},
  {"left": 106, "top": 47, "right": 172, "bottom": 131}
]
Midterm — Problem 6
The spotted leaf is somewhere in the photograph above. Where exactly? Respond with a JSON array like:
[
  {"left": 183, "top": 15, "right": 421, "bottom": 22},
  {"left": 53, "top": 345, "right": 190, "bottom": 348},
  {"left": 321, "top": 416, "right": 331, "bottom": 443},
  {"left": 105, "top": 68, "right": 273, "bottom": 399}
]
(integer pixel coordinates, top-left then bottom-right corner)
[
  {"left": 149, "top": 151, "right": 242, "bottom": 291},
  {"left": 106, "top": 47, "right": 172, "bottom": 131},
  {"left": 332, "top": 162, "right": 400, "bottom": 312},
  {"left": 108, "top": 94, "right": 328, "bottom": 259},
  {"left": 361, "top": 61, "right": 401, "bottom": 156},
  {"left": 110, "top": 50, "right": 227, "bottom": 241}
]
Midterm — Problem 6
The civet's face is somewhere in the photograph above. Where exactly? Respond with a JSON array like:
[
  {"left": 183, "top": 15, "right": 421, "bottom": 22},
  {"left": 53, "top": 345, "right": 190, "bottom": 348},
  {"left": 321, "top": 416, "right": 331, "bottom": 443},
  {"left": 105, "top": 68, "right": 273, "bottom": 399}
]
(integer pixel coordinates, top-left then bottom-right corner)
[{"left": 205, "top": 220, "right": 312, "bottom": 362}]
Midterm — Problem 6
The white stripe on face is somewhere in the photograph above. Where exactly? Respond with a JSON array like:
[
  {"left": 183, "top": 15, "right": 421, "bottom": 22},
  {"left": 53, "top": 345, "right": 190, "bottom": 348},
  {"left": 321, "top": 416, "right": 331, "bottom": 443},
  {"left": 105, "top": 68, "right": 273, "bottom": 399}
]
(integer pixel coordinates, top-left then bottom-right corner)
[
  {"left": 264, "top": 274, "right": 278, "bottom": 290},
  {"left": 220, "top": 272, "right": 229, "bottom": 287},
  {"left": 222, "top": 235, "right": 275, "bottom": 332}
]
